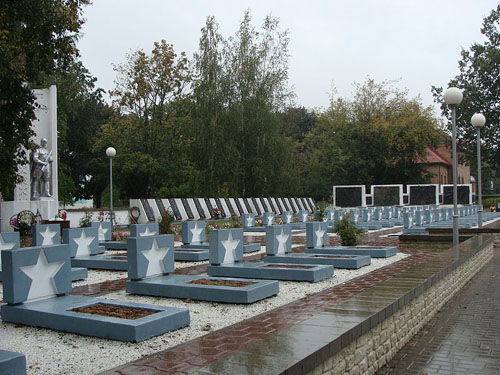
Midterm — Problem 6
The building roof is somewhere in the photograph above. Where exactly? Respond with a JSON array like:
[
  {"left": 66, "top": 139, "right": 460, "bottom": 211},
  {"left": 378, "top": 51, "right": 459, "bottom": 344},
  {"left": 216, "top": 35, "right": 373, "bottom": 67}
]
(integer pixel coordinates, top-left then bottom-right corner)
[{"left": 418, "top": 146, "right": 451, "bottom": 166}]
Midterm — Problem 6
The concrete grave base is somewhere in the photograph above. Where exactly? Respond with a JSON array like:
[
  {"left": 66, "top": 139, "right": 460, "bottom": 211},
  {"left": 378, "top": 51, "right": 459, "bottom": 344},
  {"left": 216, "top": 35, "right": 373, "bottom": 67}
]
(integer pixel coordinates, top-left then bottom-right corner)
[
  {"left": 242, "top": 226, "right": 267, "bottom": 232},
  {"left": 207, "top": 262, "right": 333, "bottom": 283},
  {"left": 181, "top": 242, "right": 260, "bottom": 253},
  {"left": 1, "top": 294, "right": 189, "bottom": 342},
  {"left": 127, "top": 274, "right": 279, "bottom": 304},
  {"left": 0, "top": 350, "right": 26, "bottom": 375},
  {"left": 180, "top": 242, "right": 210, "bottom": 249},
  {"left": 71, "top": 255, "right": 128, "bottom": 270},
  {"left": 71, "top": 267, "right": 88, "bottom": 281},
  {"left": 174, "top": 249, "right": 209, "bottom": 261},
  {"left": 305, "top": 245, "right": 397, "bottom": 258},
  {"left": 264, "top": 253, "right": 371, "bottom": 269},
  {"left": 242, "top": 243, "right": 261, "bottom": 253}
]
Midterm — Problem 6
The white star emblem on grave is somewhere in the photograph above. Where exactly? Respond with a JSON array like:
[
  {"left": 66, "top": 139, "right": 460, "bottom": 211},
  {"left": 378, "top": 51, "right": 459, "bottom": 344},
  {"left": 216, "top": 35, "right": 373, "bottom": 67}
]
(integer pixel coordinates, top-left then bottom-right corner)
[
  {"left": 190, "top": 222, "right": 204, "bottom": 243},
  {"left": 246, "top": 216, "right": 253, "bottom": 226},
  {"left": 98, "top": 223, "right": 109, "bottom": 242},
  {"left": 286, "top": 214, "right": 292, "bottom": 223},
  {"left": 267, "top": 216, "right": 273, "bottom": 226},
  {"left": 139, "top": 227, "right": 156, "bottom": 237},
  {"left": 276, "top": 228, "right": 289, "bottom": 254},
  {"left": 315, "top": 226, "right": 326, "bottom": 248},
  {"left": 302, "top": 213, "right": 308, "bottom": 221},
  {"left": 0, "top": 236, "right": 16, "bottom": 268},
  {"left": 20, "top": 250, "right": 64, "bottom": 300},
  {"left": 142, "top": 238, "right": 170, "bottom": 277},
  {"left": 40, "top": 226, "right": 58, "bottom": 246},
  {"left": 221, "top": 230, "right": 239, "bottom": 264},
  {"left": 73, "top": 231, "right": 95, "bottom": 256}
]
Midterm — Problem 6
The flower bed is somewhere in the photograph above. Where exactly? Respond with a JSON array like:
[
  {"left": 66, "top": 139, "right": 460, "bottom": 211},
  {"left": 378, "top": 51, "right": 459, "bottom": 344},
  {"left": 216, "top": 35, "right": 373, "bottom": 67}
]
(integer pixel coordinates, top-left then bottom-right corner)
[{"left": 71, "top": 303, "right": 159, "bottom": 320}]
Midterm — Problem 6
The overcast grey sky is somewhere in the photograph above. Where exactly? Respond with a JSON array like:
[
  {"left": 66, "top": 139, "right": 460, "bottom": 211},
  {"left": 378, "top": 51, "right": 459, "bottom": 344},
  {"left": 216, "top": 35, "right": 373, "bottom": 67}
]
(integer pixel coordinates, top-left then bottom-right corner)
[{"left": 77, "top": 0, "right": 499, "bottom": 114}]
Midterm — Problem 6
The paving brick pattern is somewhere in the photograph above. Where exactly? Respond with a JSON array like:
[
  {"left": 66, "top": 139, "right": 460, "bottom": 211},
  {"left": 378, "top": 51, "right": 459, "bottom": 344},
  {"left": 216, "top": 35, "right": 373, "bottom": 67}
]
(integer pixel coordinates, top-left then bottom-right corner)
[
  {"left": 377, "top": 245, "right": 500, "bottom": 375},
  {"left": 102, "top": 228, "right": 443, "bottom": 375}
]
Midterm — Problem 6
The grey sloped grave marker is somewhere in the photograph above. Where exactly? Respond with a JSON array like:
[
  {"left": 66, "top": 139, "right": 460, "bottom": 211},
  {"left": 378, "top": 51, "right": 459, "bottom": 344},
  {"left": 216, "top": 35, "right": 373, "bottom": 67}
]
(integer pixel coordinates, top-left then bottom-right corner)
[
  {"left": 0, "top": 350, "right": 26, "bottom": 375},
  {"left": 88, "top": 221, "right": 125, "bottom": 250},
  {"left": 305, "top": 222, "right": 398, "bottom": 258},
  {"left": 263, "top": 225, "right": 370, "bottom": 269},
  {"left": 0, "top": 232, "right": 20, "bottom": 281},
  {"left": 180, "top": 220, "right": 260, "bottom": 255},
  {"left": 207, "top": 228, "right": 333, "bottom": 282},
  {"left": 63, "top": 227, "right": 127, "bottom": 271},
  {"left": 126, "top": 234, "right": 278, "bottom": 304},
  {"left": 1, "top": 245, "right": 189, "bottom": 342},
  {"left": 31, "top": 225, "right": 88, "bottom": 280},
  {"left": 242, "top": 212, "right": 264, "bottom": 233}
]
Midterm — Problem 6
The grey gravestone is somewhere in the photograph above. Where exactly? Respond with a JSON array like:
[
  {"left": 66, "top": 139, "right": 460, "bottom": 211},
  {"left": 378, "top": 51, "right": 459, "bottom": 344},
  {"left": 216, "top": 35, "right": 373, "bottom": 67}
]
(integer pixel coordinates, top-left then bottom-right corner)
[
  {"left": 130, "top": 223, "right": 159, "bottom": 237},
  {"left": 167, "top": 198, "right": 182, "bottom": 221},
  {"left": 0, "top": 350, "right": 26, "bottom": 375},
  {"left": 263, "top": 212, "right": 275, "bottom": 226},
  {"left": 180, "top": 198, "right": 195, "bottom": 220},
  {"left": 306, "top": 222, "right": 328, "bottom": 248},
  {"left": 305, "top": 245, "right": 397, "bottom": 258},
  {"left": 207, "top": 228, "right": 333, "bottom": 282},
  {"left": 31, "top": 224, "right": 60, "bottom": 246},
  {"left": 63, "top": 227, "right": 101, "bottom": 258},
  {"left": 1, "top": 245, "right": 189, "bottom": 342},
  {"left": 0, "top": 232, "right": 21, "bottom": 281},
  {"left": 193, "top": 198, "right": 207, "bottom": 219},
  {"left": 242, "top": 213, "right": 256, "bottom": 228},
  {"left": 224, "top": 198, "right": 236, "bottom": 216},
  {"left": 372, "top": 186, "right": 401, "bottom": 206},
  {"left": 140, "top": 199, "right": 156, "bottom": 222},
  {"left": 282, "top": 211, "right": 294, "bottom": 224},
  {"left": 89, "top": 221, "right": 112, "bottom": 242},
  {"left": 408, "top": 185, "right": 438, "bottom": 205},
  {"left": 334, "top": 186, "right": 364, "bottom": 207},
  {"left": 181, "top": 221, "right": 206, "bottom": 244},
  {"left": 298, "top": 210, "right": 309, "bottom": 223},
  {"left": 265, "top": 225, "right": 292, "bottom": 255}
]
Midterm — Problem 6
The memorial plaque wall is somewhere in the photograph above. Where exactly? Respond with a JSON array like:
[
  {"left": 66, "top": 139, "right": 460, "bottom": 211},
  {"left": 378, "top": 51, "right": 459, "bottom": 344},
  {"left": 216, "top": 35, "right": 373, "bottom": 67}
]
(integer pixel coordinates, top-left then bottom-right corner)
[
  {"left": 372, "top": 186, "right": 401, "bottom": 206},
  {"left": 334, "top": 186, "right": 364, "bottom": 207},
  {"left": 408, "top": 185, "right": 438, "bottom": 205}
]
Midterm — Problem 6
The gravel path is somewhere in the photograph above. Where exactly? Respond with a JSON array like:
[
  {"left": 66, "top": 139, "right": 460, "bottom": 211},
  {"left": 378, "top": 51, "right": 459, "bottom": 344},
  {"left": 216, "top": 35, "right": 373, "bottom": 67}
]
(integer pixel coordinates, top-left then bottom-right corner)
[{"left": 0, "top": 252, "right": 408, "bottom": 375}]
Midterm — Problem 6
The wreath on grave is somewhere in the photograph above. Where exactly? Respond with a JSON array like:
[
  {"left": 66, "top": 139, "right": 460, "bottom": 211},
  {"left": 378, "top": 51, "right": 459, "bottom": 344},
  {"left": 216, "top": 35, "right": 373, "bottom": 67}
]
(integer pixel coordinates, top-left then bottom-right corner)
[
  {"left": 16, "top": 210, "right": 35, "bottom": 233},
  {"left": 9, "top": 215, "right": 19, "bottom": 230},
  {"left": 129, "top": 206, "right": 141, "bottom": 223}
]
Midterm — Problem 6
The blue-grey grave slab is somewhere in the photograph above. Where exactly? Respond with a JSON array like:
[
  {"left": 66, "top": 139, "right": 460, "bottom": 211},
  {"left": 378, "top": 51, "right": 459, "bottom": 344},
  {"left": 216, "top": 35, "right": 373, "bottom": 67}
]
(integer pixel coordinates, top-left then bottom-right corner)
[
  {"left": 260, "top": 198, "right": 269, "bottom": 213},
  {"left": 263, "top": 212, "right": 275, "bottom": 227},
  {"left": 242, "top": 213, "right": 266, "bottom": 233},
  {"left": 130, "top": 223, "right": 159, "bottom": 237},
  {"left": 298, "top": 210, "right": 309, "bottom": 223},
  {"left": 305, "top": 222, "right": 397, "bottom": 257},
  {"left": 180, "top": 198, "right": 195, "bottom": 220},
  {"left": 181, "top": 221, "right": 207, "bottom": 245},
  {"left": 0, "top": 231, "right": 20, "bottom": 281},
  {"left": 359, "top": 209, "right": 382, "bottom": 230},
  {"left": 402, "top": 212, "right": 426, "bottom": 234},
  {"left": 140, "top": 198, "right": 156, "bottom": 222},
  {"left": 32, "top": 224, "right": 60, "bottom": 246},
  {"left": 0, "top": 350, "right": 26, "bottom": 375},
  {"left": 207, "top": 228, "right": 333, "bottom": 282},
  {"left": 1, "top": 245, "right": 189, "bottom": 342},
  {"left": 193, "top": 198, "right": 207, "bottom": 219},
  {"left": 224, "top": 198, "right": 236, "bottom": 216},
  {"left": 64, "top": 227, "right": 127, "bottom": 270},
  {"left": 89, "top": 221, "right": 125, "bottom": 250},
  {"left": 282, "top": 211, "right": 294, "bottom": 224},
  {"left": 126, "top": 234, "right": 278, "bottom": 303},
  {"left": 264, "top": 225, "right": 370, "bottom": 269}
]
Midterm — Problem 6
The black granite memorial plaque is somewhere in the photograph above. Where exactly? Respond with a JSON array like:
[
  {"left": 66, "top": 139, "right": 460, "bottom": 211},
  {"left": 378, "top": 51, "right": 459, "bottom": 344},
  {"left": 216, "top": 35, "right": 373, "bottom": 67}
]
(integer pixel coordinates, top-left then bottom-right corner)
[
  {"left": 204, "top": 198, "right": 218, "bottom": 218},
  {"left": 243, "top": 198, "right": 253, "bottom": 213},
  {"left": 301, "top": 198, "right": 310, "bottom": 211},
  {"left": 408, "top": 185, "right": 438, "bottom": 205},
  {"left": 281, "top": 198, "right": 290, "bottom": 212},
  {"left": 403, "top": 195, "right": 408, "bottom": 204},
  {"left": 366, "top": 196, "right": 373, "bottom": 206},
  {"left": 235, "top": 199, "right": 245, "bottom": 215},
  {"left": 268, "top": 198, "right": 277, "bottom": 213},
  {"left": 251, "top": 198, "right": 262, "bottom": 215},
  {"left": 260, "top": 198, "right": 269, "bottom": 212},
  {"left": 214, "top": 198, "right": 227, "bottom": 218},
  {"left": 307, "top": 198, "right": 316, "bottom": 210},
  {"left": 180, "top": 198, "right": 195, "bottom": 220},
  {"left": 372, "top": 186, "right": 400, "bottom": 206},
  {"left": 442, "top": 185, "right": 471, "bottom": 205},
  {"left": 275, "top": 198, "right": 285, "bottom": 213},
  {"left": 155, "top": 199, "right": 166, "bottom": 216},
  {"left": 140, "top": 199, "right": 156, "bottom": 222},
  {"left": 193, "top": 198, "right": 206, "bottom": 219},
  {"left": 224, "top": 198, "right": 236, "bottom": 216},
  {"left": 334, "top": 187, "right": 363, "bottom": 207},
  {"left": 167, "top": 199, "right": 183, "bottom": 221},
  {"left": 288, "top": 198, "right": 298, "bottom": 212}
]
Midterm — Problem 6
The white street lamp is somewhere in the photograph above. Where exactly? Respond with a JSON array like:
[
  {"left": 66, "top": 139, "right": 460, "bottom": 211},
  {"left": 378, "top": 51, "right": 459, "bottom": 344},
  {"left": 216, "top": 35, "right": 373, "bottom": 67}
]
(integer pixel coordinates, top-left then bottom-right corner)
[
  {"left": 106, "top": 147, "right": 116, "bottom": 225},
  {"left": 443, "top": 87, "right": 463, "bottom": 248},
  {"left": 471, "top": 113, "right": 486, "bottom": 228}
]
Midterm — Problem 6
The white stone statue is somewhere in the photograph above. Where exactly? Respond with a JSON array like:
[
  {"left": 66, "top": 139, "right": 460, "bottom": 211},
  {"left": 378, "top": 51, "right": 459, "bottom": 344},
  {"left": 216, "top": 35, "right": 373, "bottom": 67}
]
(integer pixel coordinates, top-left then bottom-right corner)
[{"left": 30, "top": 138, "right": 53, "bottom": 200}]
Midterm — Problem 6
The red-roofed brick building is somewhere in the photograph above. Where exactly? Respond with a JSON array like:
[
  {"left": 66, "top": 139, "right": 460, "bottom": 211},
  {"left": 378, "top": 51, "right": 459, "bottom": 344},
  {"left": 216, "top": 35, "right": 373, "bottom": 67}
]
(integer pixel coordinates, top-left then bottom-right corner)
[{"left": 418, "top": 145, "right": 471, "bottom": 187}]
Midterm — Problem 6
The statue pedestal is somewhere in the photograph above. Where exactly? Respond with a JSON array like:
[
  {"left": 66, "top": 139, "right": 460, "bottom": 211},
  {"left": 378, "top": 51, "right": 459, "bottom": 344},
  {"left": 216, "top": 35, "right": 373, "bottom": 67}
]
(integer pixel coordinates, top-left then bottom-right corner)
[{"left": 0, "top": 199, "right": 58, "bottom": 232}]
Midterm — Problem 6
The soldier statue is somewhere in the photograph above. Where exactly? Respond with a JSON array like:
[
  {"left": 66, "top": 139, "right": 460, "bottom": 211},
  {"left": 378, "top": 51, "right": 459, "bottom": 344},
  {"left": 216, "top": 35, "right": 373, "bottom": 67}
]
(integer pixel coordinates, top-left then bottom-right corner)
[{"left": 30, "top": 138, "right": 53, "bottom": 199}]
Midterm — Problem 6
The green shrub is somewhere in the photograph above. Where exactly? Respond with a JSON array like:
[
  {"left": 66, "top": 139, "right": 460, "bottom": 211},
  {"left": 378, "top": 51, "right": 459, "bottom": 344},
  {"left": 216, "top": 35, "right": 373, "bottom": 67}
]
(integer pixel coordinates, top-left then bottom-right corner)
[
  {"left": 79, "top": 208, "right": 94, "bottom": 228},
  {"left": 333, "top": 213, "right": 364, "bottom": 246},
  {"left": 314, "top": 206, "right": 325, "bottom": 221},
  {"left": 158, "top": 209, "right": 175, "bottom": 234}
]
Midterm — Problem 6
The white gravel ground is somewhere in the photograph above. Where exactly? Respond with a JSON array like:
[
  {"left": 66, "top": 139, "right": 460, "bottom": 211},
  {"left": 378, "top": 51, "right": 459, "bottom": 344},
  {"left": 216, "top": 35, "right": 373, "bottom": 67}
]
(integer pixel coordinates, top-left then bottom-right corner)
[{"left": 0, "top": 251, "right": 408, "bottom": 375}]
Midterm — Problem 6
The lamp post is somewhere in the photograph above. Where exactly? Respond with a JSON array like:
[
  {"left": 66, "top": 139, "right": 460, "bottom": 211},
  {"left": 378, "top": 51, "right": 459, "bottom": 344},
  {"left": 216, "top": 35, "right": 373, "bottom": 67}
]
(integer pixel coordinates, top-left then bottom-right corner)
[
  {"left": 106, "top": 147, "right": 116, "bottom": 225},
  {"left": 471, "top": 113, "right": 486, "bottom": 228},
  {"left": 443, "top": 87, "right": 463, "bottom": 249}
]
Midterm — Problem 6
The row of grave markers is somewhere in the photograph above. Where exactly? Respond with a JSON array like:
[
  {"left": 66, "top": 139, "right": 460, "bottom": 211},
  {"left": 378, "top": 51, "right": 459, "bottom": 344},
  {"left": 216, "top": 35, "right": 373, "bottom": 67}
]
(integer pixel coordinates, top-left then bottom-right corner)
[{"left": 130, "top": 197, "right": 317, "bottom": 223}]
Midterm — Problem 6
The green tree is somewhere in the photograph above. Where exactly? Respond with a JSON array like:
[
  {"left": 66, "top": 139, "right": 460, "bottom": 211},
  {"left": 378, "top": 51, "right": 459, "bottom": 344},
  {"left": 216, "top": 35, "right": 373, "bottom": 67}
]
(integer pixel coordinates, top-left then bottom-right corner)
[
  {"left": 432, "top": 5, "right": 500, "bottom": 190},
  {"left": 0, "top": 0, "right": 90, "bottom": 200}
]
